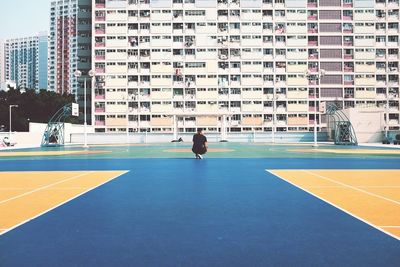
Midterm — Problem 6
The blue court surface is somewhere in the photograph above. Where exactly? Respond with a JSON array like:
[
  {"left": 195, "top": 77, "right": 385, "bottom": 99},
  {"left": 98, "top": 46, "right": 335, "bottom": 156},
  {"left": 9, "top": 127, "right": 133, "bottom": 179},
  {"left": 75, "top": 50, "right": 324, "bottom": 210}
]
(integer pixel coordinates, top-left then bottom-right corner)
[{"left": 0, "top": 144, "right": 399, "bottom": 266}]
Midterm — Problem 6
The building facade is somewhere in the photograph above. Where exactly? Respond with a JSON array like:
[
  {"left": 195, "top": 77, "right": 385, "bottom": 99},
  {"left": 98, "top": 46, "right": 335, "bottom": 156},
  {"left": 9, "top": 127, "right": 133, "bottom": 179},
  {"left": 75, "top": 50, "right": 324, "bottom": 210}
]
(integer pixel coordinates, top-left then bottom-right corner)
[
  {"left": 4, "top": 33, "right": 48, "bottom": 91},
  {"left": 92, "top": 0, "right": 400, "bottom": 134},
  {"left": 0, "top": 39, "right": 5, "bottom": 83},
  {"left": 49, "top": 0, "right": 93, "bottom": 123}
]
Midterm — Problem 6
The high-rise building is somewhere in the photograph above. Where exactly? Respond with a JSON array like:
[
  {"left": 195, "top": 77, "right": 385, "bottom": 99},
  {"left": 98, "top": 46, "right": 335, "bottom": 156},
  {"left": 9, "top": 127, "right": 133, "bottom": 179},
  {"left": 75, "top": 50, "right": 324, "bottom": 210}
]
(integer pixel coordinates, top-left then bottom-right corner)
[
  {"left": 4, "top": 33, "right": 48, "bottom": 91},
  {"left": 92, "top": 0, "right": 400, "bottom": 135},
  {"left": 49, "top": 0, "right": 93, "bottom": 123},
  {"left": 38, "top": 32, "right": 49, "bottom": 91},
  {"left": 0, "top": 39, "right": 5, "bottom": 83}
]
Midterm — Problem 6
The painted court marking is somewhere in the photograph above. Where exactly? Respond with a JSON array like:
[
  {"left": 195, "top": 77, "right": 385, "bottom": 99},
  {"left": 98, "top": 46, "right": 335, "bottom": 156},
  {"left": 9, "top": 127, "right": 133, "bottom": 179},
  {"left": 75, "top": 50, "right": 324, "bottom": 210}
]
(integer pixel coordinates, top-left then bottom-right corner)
[
  {"left": 164, "top": 148, "right": 234, "bottom": 153},
  {"left": 267, "top": 169, "right": 400, "bottom": 241},
  {"left": 0, "top": 150, "right": 111, "bottom": 157},
  {"left": 0, "top": 170, "right": 128, "bottom": 236},
  {"left": 0, "top": 172, "right": 94, "bottom": 205},
  {"left": 288, "top": 149, "right": 400, "bottom": 155}
]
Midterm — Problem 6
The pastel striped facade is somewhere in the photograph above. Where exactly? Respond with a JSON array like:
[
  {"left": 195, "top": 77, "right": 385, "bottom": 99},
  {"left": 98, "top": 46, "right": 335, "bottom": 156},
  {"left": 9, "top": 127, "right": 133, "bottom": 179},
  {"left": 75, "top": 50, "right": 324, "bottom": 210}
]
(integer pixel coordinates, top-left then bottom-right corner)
[{"left": 92, "top": 0, "right": 400, "bottom": 134}]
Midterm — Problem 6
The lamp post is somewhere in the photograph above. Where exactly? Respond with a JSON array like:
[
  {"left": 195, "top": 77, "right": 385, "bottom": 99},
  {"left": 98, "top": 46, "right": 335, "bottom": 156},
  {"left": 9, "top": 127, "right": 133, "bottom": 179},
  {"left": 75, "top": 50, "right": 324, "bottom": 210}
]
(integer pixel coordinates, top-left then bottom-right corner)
[
  {"left": 74, "top": 70, "right": 94, "bottom": 148},
  {"left": 305, "top": 69, "right": 325, "bottom": 147},
  {"left": 9, "top": 105, "right": 18, "bottom": 139}
]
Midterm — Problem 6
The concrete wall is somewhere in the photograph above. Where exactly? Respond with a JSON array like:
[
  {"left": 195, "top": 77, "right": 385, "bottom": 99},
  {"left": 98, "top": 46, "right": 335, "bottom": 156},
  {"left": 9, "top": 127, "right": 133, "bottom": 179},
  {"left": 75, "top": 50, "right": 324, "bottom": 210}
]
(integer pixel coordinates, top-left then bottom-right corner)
[
  {"left": 0, "top": 122, "right": 95, "bottom": 149},
  {"left": 343, "top": 108, "right": 385, "bottom": 143}
]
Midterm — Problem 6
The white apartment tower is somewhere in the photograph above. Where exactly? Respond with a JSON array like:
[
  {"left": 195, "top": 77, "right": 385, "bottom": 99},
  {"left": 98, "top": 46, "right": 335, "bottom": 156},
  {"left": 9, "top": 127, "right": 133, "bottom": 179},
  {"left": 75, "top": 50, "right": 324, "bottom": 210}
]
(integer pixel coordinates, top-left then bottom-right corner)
[
  {"left": 4, "top": 34, "right": 48, "bottom": 91},
  {"left": 49, "top": 0, "right": 93, "bottom": 124},
  {"left": 92, "top": 0, "right": 400, "bottom": 136},
  {"left": 0, "top": 39, "right": 5, "bottom": 83}
]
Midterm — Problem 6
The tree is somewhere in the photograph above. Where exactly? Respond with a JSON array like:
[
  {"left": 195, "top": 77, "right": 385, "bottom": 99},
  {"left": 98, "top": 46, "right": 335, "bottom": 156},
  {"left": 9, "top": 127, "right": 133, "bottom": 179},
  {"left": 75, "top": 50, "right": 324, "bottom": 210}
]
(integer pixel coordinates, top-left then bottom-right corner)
[{"left": 0, "top": 89, "right": 77, "bottom": 132}]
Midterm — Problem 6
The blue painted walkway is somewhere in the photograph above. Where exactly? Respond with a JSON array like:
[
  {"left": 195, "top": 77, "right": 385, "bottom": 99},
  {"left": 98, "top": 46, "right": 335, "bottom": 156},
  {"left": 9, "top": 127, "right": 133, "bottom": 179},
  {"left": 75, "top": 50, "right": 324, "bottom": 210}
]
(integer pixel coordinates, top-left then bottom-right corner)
[{"left": 0, "top": 158, "right": 399, "bottom": 266}]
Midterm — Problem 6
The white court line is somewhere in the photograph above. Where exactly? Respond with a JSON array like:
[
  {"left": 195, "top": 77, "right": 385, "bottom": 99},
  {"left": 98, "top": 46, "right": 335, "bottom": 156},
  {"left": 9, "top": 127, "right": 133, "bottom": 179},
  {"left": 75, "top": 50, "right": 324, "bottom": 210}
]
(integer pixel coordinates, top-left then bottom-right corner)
[
  {"left": 302, "top": 170, "right": 400, "bottom": 206},
  {"left": 304, "top": 186, "right": 400, "bottom": 189},
  {"left": 380, "top": 226, "right": 400, "bottom": 228},
  {"left": 266, "top": 170, "right": 400, "bottom": 241},
  {"left": 0, "top": 187, "right": 88, "bottom": 190},
  {"left": 0, "top": 170, "right": 129, "bottom": 236},
  {"left": 0, "top": 172, "right": 94, "bottom": 205}
]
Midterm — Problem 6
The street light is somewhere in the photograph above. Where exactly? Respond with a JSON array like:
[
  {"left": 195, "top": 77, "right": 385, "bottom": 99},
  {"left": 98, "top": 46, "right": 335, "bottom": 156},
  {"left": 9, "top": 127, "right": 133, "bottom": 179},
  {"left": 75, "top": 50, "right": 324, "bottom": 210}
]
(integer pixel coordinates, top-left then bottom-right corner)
[
  {"left": 74, "top": 70, "right": 95, "bottom": 148},
  {"left": 9, "top": 105, "right": 18, "bottom": 139},
  {"left": 305, "top": 69, "right": 325, "bottom": 147}
]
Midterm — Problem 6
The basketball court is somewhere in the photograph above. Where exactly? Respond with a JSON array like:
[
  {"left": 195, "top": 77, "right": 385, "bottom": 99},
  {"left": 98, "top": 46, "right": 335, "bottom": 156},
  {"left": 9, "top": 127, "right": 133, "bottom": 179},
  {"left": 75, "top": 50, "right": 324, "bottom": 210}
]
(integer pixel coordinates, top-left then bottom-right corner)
[{"left": 0, "top": 143, "right": 399, "bottom": 266}]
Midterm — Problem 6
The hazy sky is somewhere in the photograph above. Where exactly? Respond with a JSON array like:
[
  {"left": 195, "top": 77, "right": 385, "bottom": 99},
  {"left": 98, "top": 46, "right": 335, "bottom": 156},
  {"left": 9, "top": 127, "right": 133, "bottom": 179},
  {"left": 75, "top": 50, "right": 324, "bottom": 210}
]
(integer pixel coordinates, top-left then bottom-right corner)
[{"left": 0, "top": 0, "right": 51, "bottom": 39}]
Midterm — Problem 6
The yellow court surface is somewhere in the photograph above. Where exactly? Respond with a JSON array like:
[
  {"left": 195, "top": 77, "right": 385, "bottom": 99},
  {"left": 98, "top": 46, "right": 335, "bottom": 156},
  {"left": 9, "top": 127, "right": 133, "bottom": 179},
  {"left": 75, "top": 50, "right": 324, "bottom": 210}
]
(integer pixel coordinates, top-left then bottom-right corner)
[
  {"left": 0, "top": 170, "right": 127, "bottom": 235},
  {"left": 268, "top": 170, "right": 400, "bottom": 240}
]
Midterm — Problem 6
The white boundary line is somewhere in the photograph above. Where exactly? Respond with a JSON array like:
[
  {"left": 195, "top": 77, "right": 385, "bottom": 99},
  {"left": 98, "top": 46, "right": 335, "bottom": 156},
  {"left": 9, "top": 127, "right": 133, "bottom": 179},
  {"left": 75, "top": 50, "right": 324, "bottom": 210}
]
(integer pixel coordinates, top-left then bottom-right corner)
[
  {"left": 0, "top": 170, "right": 129, "bottom": 236},
  {"left": 302, "top": 170, "right": 400, "bottom": 206},
  {"left": 266, "top": 169, "right": 400, "bottom": 241},
  {"left": 0, "top": 172, "right": 95, "bottom": 205}
]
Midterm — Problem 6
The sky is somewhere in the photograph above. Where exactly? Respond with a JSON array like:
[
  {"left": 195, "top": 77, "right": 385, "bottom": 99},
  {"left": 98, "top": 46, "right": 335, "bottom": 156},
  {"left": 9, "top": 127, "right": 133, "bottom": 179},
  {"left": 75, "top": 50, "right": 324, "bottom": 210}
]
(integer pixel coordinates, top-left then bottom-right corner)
[{"left": 0, "top": 0, "right": 51, "bottom": 39}]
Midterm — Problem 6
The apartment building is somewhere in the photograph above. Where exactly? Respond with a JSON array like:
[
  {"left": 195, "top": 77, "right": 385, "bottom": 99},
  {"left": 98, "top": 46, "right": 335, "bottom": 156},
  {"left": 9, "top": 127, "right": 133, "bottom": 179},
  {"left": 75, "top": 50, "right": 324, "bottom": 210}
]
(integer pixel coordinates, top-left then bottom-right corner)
[
  {"left": 49, "top": 0, "right": 93, "bottom": 123},
  {"left": 0, "top": 39, "right": 5, "bottom": 83},
  {"left": 92, "top": 0, "right": 400, "bottom": 134},
  {"left": 4, "top": 33, "right": 48, "bottom": 91}
]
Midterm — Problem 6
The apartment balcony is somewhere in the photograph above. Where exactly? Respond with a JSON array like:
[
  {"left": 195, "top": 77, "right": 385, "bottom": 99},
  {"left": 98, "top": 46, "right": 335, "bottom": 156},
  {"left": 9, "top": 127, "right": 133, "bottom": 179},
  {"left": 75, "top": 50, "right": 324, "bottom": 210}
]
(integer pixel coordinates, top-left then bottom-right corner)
[
  {"left": 95, "top": 120, "right": 105, "bottom": 126},
  {"left": 95, "top": 3, "right": 105, "bottom": 8},
  {"left": 307, "top": 3, "right": 317, "bottom": 8},
  {"left": 128, "top": 68, "right": 138, "bottom": 74},
  {"left": 343, "top": 16, "right": 353, "bottom": 21},
  {"left": 388, "top": 2, "right": 400, "bottom": 8},
  {"left": 344, "top": 80, "right": 354, "bottom": 86},
  {"left": 343, "top": 41, "right": 353, "bottom": 46},
  {"left": 95, "top": 94, "right": 105, "bottom": 100},
  {"left": 128, "top": 121, "right": 139, "bottom": 127},
  {"left": 263, "top": 15, "right": 273, "bottom": 21},
  {"left": 308, "top": 29, "right": 318, "bottom": 34},
  {"left": 388, "top": 81, "right": 400, "bottom": 87},
  {"left": 376, "top": 80, "right": 387, "bottom": 87},
  {"left": 308, "top": 54, "right": 318, "bottom": 60},
  {"left": 343, "top": 3, "right": 353, "bottom": 8},
  {"left": 344, "top": 54, "right": 354, "bottom": 60},
  {"left": 307, "top": 16, "right": 317, "bottom": 21},
  {"left": 308, "top": 41, "right": 318, "bottom": 46},
  {"left": 264, "top": 67, "right": 274, "bottom": 73},
  {"left": 95, "top": 29, "right": 105, "bottom": 34},
  {"left": 95, "top": 42, "right": 105, "bottom": 47},
  {"left": 128, "top": 81, "right": 138, "bottom": 87},
  {"left": 275, "top": 93, "right": 286, "bottom": 100},
  {"left": 388, "top": 28, "right": 400, "bottom": 34},
  {"left": 95, "top": 108, "right": 105, "bottom": 113},
  {"left": 344, "top": 66, "right": 354, "bottom": 72},
  {"left": 376, "top": 93, "right": 387, "bottom": 99},
  {"left": 95, "top": 67, "right": 105, "bottom": 73},
  {"left": 388, "top": 15, "right": 399, "bottom": 21},
  {"left": 95, "top": 16, "right": 105, "bottom": 22},
  {"left": 128, "top": 55, "right": 138, "bottom": 61},
  {"left": 95, "top": 55, "right": 105, "bottom": 61},
  {"left": 308, "top": 67, "right": 318, "bottom": 73}
]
